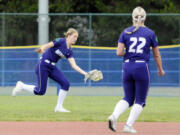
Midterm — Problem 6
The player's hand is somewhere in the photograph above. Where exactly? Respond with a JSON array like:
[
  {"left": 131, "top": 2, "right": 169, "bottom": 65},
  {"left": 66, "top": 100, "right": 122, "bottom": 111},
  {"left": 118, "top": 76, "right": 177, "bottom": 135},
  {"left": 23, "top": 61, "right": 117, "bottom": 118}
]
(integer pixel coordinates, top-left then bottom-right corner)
[
  {"left": 158, "top": 70, "right": 165, "bottom": 76},
  {"left": 35, "top": 48, "right": 45, "bottom": 53}
]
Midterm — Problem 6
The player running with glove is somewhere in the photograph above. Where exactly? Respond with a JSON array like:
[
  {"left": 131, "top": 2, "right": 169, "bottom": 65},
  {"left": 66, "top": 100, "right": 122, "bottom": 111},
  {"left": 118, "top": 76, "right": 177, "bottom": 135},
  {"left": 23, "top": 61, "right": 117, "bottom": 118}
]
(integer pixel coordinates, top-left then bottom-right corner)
[
  {"left": 108, "top": 6, "right": 165, "bottom": 133},
  {"left": 12, "top": 28, "right": 103, "bottom": 113}
]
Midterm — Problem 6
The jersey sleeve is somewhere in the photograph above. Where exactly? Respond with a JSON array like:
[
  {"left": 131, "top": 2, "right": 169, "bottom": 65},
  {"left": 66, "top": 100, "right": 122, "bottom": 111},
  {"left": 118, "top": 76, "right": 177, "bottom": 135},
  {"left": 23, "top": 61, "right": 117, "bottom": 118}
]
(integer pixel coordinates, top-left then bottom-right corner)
[
  {"left": 118, "top": 31, "right": 125, "bottom": 44},
  {"left": 66, "top": 49, "right": 74, "bottom": 59},
  {"left": 151, "top": 32, "right": 158, "bottom": 48},
  {"left": 53, "top": 38, "right": 63, "bottom": 47}
]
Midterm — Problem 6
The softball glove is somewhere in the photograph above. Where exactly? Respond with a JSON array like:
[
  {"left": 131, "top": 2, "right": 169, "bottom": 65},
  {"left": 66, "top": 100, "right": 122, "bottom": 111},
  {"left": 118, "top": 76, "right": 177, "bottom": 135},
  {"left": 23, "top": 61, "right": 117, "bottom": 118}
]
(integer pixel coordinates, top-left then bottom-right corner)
[{"left": 84, "top": 69, "right": 103, "bottom": 83}]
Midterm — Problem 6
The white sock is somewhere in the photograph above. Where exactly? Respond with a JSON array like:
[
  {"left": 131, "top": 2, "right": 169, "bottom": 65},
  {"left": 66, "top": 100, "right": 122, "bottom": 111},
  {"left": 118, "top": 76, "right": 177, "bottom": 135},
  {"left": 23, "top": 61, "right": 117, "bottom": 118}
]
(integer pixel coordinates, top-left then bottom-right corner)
[
  {"left": 112, "top": 99, "right": 129, "bottom": 120},
  {"left": 22, "top": 83, "right": 35, "bottom": 94},
  {"left": 126, "top": 104, "right": 143, "bottom": 127},
  {"left": 55, "top": 89, "right": 68, "bottom": 110}
]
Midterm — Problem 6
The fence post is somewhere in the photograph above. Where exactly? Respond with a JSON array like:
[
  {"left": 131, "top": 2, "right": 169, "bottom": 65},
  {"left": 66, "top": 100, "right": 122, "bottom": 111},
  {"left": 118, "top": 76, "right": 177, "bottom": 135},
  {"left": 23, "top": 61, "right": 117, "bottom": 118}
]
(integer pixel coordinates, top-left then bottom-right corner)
[
  {"left": 1, "top": 12, "right": 5, "bottom": 86},
  {"left": 88, "top": 13, "right": 92, "bottom": 87},
  {"left": 179, "top": 18, "right": 180, "bottom": 86},
  {"left": 38, "top": 0, "right": 49, "bottom": 45}
]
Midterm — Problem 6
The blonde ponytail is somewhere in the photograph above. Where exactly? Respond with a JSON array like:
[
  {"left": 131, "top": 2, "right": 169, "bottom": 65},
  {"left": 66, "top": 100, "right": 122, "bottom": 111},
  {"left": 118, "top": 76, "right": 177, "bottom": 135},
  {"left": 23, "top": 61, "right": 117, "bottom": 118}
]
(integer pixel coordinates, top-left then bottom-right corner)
[{"left": 126, "top": 6, "right": 146, "bottom": 34}]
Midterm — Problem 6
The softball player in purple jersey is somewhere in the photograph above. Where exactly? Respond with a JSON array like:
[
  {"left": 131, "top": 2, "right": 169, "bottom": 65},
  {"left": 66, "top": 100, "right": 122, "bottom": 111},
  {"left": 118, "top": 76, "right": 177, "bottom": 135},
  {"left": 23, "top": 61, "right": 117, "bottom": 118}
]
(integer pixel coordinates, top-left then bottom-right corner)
[
  {"left": 108, "top": 7, "right": 165, "bottom": 133},
  {"left": 12, "top": 28, "right": 87, "bottom": 113}
]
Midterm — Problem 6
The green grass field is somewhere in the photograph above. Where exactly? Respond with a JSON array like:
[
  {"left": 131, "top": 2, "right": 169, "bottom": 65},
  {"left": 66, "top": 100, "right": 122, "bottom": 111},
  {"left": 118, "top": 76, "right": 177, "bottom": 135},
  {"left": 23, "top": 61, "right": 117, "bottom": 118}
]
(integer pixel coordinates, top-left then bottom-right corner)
[{"left": 0, "top": 96, "right": 180, "bottom": 122}]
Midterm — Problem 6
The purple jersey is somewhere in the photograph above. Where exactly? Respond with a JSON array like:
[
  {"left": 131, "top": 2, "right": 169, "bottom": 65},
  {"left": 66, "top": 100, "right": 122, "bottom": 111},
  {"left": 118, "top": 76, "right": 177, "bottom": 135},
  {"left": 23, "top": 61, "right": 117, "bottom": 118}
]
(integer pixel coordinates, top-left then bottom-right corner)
[
  {"left": 118, "top": 26, "right": 158, "bottom": 62},
  {"left": 42, "top": 38, "right": 73, "bottom": 63}
]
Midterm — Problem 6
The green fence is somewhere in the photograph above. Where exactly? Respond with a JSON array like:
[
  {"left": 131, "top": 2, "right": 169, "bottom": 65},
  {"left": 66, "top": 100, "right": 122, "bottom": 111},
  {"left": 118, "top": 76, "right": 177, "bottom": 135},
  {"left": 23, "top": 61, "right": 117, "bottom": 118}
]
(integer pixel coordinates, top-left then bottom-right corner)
[{"left": 0, "top": 13, "right": 180, "bottom": 47}]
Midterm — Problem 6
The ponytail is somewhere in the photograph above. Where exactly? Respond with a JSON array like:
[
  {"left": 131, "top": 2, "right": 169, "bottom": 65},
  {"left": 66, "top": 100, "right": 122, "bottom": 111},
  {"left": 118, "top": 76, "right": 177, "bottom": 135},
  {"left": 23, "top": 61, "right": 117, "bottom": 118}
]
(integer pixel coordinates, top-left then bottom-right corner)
[{"left": 126, "top": 6, "right": 146, "bottom": 34}]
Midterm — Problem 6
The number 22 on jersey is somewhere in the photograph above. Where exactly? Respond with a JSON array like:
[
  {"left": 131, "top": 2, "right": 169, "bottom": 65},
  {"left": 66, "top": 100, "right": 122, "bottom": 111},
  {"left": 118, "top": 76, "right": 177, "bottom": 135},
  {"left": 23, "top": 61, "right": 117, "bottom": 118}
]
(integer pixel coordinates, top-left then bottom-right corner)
[{"left": 129, "top": 37, "right": 146, "bottom": 53}]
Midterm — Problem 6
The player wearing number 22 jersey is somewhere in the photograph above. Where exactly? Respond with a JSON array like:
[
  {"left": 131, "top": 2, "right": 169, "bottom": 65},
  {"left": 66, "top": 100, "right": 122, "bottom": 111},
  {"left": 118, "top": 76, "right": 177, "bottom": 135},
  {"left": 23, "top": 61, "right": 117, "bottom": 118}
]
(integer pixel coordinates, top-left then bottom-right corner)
[
  {"left": 108, "top": 6, "right": 164, "bottom": 133},
  {"left": 119, "top": 26, "right": 158, "bottom": 62},
  {"left": 119, "top": 26, "right": 157, "bottom": 107}
]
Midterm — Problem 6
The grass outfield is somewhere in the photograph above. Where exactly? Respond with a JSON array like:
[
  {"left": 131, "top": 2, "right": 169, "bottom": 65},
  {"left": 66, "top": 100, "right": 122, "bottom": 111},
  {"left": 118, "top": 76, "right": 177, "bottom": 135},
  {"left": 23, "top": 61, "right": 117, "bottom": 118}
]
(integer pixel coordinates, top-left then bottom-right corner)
[{"left": 0, "top": 96, "right": 180, "bottom": 122}]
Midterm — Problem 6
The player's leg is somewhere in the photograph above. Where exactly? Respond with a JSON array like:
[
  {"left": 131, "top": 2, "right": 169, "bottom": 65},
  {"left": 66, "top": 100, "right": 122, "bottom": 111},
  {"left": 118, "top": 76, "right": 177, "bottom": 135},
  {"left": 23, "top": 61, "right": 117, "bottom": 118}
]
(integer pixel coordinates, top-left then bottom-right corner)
[
  {"left": 49, "top": 67, "right": 70, "bottom": 112},
  {"left": 12, "top": 62, "right": 49, "bottom": 96},
  {"left": 122, "top": 63, "right": 136, "bottom": 107},
  {"left": 33, "top": 66, "right": 49, "bottom": 95},
  {"left": 135, "top": 63, "right": 150, "bottom": 107},
  {"left": 108, "top": 63, "right": 135, "bottom": 132},
  {"left": 123, "top": 63, "right": 150, "bottom": 133}
]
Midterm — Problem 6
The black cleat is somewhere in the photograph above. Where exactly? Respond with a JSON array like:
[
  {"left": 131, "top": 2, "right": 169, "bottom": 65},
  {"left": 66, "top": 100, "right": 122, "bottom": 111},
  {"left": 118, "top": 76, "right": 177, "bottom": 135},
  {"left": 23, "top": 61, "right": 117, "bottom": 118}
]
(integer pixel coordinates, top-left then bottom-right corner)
[{"left": 108, "top": 115, "right": 117, "bottom": 132}]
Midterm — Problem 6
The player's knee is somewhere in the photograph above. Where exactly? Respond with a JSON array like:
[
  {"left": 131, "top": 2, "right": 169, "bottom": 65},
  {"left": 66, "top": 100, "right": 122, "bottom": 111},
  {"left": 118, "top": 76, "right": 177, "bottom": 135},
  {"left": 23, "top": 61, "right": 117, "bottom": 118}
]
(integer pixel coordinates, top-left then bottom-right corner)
[
  {"left": 61, "top": 80, "right": 70, "bottom": 91},
  {"left": 136, "top": 101, "right": 146, "bottom": 107},
  {"left": 34, "top": 87, "right": 46, "bottom": 95},
  {"left": 123, "top": 98, "right": 134, "bottom": 107},
  {"left": 34, "top": 91, "right": 46, "bottom": 95},
  {"left": 128, "top": 101, "right": 134, "bottom": 107}
]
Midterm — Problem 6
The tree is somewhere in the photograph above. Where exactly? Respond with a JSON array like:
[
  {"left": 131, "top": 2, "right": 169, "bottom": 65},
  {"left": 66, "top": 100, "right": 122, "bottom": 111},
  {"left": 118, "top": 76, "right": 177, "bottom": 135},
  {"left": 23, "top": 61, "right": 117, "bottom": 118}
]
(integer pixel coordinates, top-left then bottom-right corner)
[
  {"left": 0, "top": 0, "right": 180, "bottom": 13},
  {"left": 0, "top": 0, "right": 180, "bottom": 46}
]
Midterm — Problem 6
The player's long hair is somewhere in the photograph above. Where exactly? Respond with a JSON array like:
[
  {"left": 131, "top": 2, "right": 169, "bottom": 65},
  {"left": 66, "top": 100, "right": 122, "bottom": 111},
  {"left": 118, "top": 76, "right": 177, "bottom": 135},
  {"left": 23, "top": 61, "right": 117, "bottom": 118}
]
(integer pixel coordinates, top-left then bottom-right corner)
[
  {"left": 126, "top": 6, "right": 146, "bottom": 34},
  {"left": 64, "top": 28, "right": 78, "bottom": 38}
]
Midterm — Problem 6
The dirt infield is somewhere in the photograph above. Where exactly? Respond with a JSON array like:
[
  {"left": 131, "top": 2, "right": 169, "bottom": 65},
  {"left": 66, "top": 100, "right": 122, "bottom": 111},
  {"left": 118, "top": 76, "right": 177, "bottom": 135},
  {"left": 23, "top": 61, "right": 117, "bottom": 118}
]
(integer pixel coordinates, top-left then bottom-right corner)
[{"left": 0, "top": 122, "right": 179, "bottom": 135}]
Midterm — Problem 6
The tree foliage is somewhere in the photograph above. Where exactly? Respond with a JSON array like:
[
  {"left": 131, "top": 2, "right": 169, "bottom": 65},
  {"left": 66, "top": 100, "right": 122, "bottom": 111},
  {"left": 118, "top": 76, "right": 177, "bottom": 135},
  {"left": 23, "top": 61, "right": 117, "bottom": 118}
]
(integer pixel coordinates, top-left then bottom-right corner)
[
  {"left": 0, "top": 0, "right": 180, "bottom": 13},
  {"left": 0, "top": 0, "right": 38, "bottom": 12},
  {"left": 0, "top": 0, "right": 180, "bottom": 46}
]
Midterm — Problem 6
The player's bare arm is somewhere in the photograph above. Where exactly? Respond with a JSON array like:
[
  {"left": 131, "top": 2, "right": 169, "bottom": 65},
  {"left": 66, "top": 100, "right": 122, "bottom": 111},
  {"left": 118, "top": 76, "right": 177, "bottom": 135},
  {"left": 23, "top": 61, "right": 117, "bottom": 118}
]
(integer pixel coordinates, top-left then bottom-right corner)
[
  {"left": 68, "top": 57, "right": 87, "bottom": 75},
  {"left": 35, "top": 41, "right": 54, "bottom": 53},
  {"left": 152, "top": 46, "right": 165, "bottom": 76},
  {"left": 116, "top": 42, "right": 125, "bottom": 56}
]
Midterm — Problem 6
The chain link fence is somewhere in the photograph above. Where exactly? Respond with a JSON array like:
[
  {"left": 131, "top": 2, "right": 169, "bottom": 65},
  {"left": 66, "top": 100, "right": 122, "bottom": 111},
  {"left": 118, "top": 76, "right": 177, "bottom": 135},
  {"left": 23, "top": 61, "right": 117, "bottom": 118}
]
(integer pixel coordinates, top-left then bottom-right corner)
[
  {"left": 0, "top": 13, "right": 179, "bottom": 88},
  {"left": 0, "top": 13, "right": 180, "bottom": 47}
]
